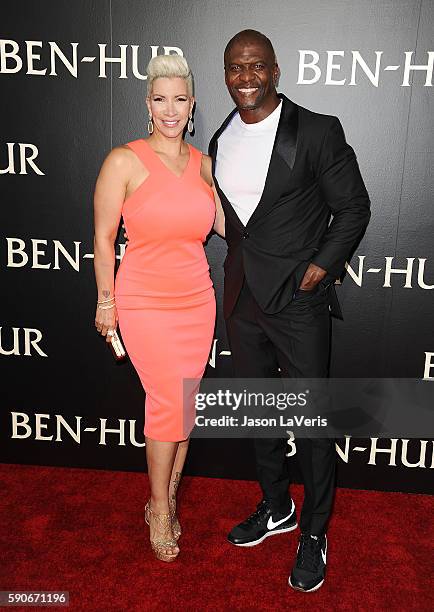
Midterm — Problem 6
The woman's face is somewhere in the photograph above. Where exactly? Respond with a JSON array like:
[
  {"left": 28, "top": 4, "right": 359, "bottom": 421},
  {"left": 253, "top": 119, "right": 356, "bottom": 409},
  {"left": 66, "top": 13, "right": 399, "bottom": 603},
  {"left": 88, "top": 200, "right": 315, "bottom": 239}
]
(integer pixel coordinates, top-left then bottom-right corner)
[{"left": 147, "top": 77, "right": 194, "bottom": 139}]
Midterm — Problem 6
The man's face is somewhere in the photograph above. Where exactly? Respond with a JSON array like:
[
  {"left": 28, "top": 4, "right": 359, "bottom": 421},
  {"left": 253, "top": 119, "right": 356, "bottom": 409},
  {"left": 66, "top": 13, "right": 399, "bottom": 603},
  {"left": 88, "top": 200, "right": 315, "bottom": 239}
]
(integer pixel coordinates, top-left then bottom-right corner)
[{"left": 224, "top": 39, "right": 278, "bottom": 110}]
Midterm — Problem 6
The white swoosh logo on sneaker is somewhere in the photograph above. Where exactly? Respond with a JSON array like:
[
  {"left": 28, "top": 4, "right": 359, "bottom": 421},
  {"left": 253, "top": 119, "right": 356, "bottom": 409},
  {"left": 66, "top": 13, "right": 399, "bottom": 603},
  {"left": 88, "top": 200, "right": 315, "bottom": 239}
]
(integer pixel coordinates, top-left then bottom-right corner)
[
  {"left": 267, "top": 514, "right": 291, "bottom": 530},
  {"left": 267, "top": 500, "right": 294, "bottom": 531},
  {"left": 321, "top": 538, "right": 327, "bottom": 564}
]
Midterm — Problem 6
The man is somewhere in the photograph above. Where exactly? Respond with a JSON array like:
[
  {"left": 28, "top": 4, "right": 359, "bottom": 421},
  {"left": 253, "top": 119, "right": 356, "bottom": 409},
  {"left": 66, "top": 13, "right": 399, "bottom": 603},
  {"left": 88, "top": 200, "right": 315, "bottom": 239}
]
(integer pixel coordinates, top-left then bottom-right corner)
[{"left": 209, "top": 30, "right": 370, "bottom": 592}]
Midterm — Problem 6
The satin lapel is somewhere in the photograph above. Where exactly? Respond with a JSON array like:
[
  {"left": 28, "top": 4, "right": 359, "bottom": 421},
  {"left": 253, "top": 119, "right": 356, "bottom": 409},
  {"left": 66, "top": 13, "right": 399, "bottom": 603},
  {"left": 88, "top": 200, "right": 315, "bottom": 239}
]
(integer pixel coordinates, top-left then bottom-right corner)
[
  {"left": 246, "top": 94, "right": 299, "bottom": 227},
  {"left": 275, "top": 94, "right": 299, "bottom": 171}
]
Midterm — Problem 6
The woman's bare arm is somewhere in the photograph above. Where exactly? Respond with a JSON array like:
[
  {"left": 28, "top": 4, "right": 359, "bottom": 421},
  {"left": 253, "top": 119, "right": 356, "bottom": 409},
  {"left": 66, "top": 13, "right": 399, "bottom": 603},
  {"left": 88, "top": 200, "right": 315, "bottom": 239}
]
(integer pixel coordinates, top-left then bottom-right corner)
[
  {"left": 201, "top": 154, "right": 225, "bottom": 238},
  {"left": 93, "top": 147, "right": 130, "bottom": 338}
]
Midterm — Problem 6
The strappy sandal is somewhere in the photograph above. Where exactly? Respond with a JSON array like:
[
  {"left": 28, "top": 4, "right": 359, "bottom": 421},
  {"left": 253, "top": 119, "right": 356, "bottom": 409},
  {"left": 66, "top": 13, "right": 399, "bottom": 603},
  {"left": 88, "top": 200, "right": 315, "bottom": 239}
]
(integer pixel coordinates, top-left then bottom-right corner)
[{"left": 145, "top": 501, "right": 179, "bottom": 562}]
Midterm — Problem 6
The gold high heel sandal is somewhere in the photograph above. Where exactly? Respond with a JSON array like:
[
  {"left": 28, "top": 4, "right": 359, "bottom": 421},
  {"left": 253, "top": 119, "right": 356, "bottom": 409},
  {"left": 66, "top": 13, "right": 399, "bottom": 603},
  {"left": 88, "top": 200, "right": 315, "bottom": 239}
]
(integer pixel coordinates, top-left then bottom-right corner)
[
  {"left": 145, "top": 501, "right": 179, "bottom": 562},
  {"left": 169, "top": 498, "right": 181, "bottom": 540}
]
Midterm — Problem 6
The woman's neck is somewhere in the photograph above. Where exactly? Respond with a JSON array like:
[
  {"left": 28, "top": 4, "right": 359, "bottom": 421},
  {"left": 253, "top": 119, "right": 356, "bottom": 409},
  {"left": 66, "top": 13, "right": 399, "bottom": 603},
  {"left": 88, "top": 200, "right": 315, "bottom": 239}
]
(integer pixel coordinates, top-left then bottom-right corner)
[{"left": 148, "top": 132, "right": 187, "bottom": 158}]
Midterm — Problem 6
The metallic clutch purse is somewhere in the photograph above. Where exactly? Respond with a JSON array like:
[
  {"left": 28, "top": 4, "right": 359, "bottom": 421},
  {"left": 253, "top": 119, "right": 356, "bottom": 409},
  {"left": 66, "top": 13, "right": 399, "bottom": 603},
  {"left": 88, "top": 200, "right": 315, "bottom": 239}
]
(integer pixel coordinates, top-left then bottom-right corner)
[{"left": 109, "top": 329, "right": 127, "bottom": 361}]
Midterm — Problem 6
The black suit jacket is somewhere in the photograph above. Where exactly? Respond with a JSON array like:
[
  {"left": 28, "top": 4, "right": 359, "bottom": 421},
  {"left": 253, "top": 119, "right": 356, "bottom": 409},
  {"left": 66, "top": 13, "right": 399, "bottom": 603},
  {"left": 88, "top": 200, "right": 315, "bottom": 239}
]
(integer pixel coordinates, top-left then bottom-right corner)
[{"left": 209, "top": 93, "right": 371, "bottom": 319}]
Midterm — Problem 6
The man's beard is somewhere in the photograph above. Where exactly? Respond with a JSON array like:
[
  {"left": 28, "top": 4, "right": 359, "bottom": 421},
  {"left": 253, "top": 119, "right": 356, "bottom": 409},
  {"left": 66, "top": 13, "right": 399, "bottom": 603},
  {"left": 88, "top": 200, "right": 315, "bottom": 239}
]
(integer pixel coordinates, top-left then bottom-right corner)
[{"left": 230, "top": 86, "right": 265, "bottom": 111}]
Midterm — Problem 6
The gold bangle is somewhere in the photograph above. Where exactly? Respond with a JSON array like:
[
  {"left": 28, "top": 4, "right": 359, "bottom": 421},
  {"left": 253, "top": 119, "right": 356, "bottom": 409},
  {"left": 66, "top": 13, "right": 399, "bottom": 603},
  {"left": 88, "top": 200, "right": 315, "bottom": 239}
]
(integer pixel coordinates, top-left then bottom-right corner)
[
  {"left": 97, "top": 303, "right": 116, "bottom": 310},
  {"left": 97, "top": 297, "right": 115, "bottom": 304}
]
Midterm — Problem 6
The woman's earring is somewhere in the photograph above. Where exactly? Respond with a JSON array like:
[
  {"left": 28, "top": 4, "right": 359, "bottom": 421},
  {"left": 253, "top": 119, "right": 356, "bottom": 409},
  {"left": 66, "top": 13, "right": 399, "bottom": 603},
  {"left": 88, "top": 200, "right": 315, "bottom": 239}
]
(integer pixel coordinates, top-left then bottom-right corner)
[
  {"left": 187, "top": 113, "right": 194, "bottom": 134},
  {"left": 147, "top": 114, "right": 154, "bottom": 135}
]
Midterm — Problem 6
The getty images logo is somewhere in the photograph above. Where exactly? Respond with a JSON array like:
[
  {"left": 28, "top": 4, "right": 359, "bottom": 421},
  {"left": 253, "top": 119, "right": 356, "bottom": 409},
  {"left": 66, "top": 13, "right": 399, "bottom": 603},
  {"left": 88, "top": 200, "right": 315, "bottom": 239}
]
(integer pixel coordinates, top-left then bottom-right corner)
[{"left": 0, "top": 40, "right": 183, "bottom": 79}]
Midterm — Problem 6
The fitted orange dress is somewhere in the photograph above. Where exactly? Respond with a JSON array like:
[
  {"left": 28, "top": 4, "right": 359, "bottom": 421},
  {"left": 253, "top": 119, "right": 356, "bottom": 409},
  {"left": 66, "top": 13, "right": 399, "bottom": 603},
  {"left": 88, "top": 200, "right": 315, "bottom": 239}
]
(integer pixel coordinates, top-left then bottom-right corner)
[{"left": 114, "top": 139, "right": 216, "bottom": 441}]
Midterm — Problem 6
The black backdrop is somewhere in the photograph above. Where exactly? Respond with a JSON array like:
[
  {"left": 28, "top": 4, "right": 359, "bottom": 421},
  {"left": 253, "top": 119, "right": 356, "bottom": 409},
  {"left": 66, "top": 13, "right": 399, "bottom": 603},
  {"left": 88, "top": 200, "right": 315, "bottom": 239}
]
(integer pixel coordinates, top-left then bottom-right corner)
[{"left": 1, "top": 0, "right": 433, "bottom": 494}]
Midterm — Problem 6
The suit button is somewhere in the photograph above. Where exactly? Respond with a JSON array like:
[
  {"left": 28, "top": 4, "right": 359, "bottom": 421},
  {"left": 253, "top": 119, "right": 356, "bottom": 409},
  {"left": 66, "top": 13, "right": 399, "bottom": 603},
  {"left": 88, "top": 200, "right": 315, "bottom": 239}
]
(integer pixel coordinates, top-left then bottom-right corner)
[{"left": 243, "top": 231, "right": 250, "bottom": 239}]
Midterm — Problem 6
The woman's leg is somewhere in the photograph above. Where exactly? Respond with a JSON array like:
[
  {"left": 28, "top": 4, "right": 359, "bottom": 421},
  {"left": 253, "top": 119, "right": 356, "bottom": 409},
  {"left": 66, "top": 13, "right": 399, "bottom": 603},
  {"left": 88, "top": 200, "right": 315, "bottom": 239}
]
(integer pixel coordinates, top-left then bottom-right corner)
[
  {"left": 169, "top": 437, "right": 190, "bottom": 503},
  {"left": 145, "top": 437, "right": 179, "bottom": 556}
]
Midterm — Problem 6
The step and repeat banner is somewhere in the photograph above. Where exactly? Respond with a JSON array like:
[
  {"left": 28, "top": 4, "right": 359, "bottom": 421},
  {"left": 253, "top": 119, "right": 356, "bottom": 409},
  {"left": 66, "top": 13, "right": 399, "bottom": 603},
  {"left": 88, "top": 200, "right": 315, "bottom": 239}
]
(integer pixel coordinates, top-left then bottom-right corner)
[{"left": 1, "top": 1, "right": 433, "bottom": 493}]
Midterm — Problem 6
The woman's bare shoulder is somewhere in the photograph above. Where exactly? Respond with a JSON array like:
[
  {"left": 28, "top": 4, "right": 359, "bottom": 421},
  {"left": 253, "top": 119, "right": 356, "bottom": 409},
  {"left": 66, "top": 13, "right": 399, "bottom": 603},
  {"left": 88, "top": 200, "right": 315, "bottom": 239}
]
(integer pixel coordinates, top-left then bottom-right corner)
[
  {"left": 111, "top": 144, "right": 134, "bottom": 160},
  {"left": 101, "top": 144, "right": 137, "bottom": 172}
]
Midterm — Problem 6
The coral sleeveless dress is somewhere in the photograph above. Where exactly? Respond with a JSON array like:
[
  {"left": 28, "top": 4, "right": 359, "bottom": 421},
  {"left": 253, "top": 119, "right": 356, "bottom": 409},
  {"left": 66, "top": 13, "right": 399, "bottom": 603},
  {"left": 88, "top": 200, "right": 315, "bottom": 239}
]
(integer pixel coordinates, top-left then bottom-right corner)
[{"left": 114, "top": 139, "right": 216, "bottom": 441}]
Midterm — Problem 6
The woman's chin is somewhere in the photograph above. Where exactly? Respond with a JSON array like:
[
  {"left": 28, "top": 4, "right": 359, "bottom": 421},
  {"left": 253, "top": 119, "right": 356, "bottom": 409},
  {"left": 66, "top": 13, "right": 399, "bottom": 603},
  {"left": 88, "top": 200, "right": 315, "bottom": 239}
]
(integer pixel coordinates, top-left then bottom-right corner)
[{"left": 155, "top": 125, "right": 186, "bottom": 139}]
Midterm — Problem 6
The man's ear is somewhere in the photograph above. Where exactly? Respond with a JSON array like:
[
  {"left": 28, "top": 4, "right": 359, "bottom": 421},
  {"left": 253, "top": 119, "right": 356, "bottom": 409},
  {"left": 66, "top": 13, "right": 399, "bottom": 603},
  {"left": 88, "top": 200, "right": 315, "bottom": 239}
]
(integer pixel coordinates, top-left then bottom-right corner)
[{"left": 274, "top": 64, "right": 281, "bottom": 88}]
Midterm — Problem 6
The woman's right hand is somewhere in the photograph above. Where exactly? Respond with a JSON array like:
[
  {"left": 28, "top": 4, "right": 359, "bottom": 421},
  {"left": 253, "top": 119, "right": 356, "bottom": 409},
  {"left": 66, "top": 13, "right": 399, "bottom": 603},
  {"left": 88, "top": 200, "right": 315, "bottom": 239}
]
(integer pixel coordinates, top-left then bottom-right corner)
[{"left": 95, "top": 304, "right": 118, "bottom": 343}]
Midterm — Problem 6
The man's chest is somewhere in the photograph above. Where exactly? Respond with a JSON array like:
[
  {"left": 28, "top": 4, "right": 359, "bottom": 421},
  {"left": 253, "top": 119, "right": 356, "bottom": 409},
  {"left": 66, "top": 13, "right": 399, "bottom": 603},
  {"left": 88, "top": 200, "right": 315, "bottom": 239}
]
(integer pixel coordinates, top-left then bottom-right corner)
[{"left": 215, "top": 129, "right": 276, "bottom": 201}]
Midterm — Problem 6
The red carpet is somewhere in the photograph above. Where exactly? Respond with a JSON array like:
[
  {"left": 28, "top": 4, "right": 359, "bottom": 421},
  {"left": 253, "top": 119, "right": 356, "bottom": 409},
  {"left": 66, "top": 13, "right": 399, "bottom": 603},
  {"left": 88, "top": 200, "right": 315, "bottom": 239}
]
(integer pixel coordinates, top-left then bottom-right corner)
[{"left": 0, "top": 463, "right": 433, "bottom": 611}]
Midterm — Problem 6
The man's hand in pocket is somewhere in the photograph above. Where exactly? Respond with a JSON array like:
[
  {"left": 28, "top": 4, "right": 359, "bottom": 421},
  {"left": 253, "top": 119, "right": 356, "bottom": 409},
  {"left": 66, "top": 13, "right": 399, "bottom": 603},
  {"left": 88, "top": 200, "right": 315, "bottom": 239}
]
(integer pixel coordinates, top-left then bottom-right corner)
[{"left": 299, "top": 263, "right": 327, "bottom": 291}]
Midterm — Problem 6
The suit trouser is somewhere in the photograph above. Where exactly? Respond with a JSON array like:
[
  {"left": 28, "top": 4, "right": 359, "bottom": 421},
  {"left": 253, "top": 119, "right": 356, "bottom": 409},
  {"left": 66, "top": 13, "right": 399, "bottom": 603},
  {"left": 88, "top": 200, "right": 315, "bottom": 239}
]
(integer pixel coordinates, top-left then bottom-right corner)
[{"left": 225, "top": 279, "right": 336, "bottom": 536}]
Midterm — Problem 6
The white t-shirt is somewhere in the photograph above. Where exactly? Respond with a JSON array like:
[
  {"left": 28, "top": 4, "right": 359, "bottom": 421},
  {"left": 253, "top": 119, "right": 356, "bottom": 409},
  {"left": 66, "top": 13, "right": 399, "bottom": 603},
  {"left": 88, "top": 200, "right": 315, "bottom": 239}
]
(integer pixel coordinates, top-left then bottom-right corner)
[{"left": 215, "top": 100, "right": 282, "bottom": 226}]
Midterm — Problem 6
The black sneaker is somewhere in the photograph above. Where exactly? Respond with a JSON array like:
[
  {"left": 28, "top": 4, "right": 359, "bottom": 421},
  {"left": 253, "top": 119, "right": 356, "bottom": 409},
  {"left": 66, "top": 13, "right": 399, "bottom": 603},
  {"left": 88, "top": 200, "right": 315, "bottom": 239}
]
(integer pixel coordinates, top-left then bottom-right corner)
[
  {"left": 289, "top": 533, "right": 327, "bottom": 592},
  {"left": 227, "top": 498, "right": 297, "bottom": 547}
]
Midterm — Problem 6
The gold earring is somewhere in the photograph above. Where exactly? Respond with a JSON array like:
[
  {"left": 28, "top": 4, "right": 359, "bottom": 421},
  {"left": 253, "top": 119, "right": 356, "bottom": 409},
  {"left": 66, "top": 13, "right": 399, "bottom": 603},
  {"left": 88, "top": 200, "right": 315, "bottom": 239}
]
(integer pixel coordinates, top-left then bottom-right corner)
[
  {"left": 187, "top": 113, "right": 194, "bottom": 134},
  {"left": 147, "top": 114, "right": 154, "bottom": 135}
]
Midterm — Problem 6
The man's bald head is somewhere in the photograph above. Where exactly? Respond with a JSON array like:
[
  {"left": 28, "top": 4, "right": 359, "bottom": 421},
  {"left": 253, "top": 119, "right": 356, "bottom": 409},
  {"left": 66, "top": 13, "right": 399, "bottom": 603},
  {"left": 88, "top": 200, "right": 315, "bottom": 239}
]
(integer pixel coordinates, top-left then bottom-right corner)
[
  {"left": 223, "top": 29, "right": 280, "bottom": 119},
  {"left": 224, "top": 29, "right": 276, "bottom": 66}
]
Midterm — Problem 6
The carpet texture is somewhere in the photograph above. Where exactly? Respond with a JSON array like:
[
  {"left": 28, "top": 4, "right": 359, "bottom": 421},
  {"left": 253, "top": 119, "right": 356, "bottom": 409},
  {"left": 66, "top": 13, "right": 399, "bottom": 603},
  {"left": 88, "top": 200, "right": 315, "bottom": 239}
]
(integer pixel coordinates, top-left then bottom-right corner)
[{"left": 1, "top": 463, "right": 433, "bottom": 611}]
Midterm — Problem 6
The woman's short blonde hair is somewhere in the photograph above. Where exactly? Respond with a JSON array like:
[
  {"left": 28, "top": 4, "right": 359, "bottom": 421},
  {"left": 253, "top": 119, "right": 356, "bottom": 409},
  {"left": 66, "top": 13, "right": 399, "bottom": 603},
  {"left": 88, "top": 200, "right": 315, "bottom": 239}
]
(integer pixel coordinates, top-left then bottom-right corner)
[{"left": 146, "top": 54, "right": 194, "bottom": 97}]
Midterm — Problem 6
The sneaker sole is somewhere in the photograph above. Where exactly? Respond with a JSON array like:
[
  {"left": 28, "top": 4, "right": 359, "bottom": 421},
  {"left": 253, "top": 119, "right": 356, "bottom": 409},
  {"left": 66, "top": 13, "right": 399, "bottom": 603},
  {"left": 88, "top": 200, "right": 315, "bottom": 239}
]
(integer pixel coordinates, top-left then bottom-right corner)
[
  {"left": 228, "top": 522, "right": 298, "bottom": 547},
  {"left": 288, "top": 576, "right": 324, "bottom": 592}
]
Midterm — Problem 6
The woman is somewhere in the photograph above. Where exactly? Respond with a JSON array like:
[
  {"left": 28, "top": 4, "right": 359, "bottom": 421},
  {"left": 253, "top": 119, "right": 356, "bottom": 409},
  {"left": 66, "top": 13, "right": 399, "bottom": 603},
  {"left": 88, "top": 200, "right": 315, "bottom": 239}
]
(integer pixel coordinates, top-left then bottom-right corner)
[{"left": 93, "top": 54, "right": 224, "bottom": 562}]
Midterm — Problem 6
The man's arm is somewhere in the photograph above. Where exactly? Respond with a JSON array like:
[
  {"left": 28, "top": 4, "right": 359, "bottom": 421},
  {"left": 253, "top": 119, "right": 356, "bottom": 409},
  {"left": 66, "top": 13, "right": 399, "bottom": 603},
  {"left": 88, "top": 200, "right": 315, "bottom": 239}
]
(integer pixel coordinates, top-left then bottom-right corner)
[{"left": 310, "top": 116, "right": 371, "bottom": 279}]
